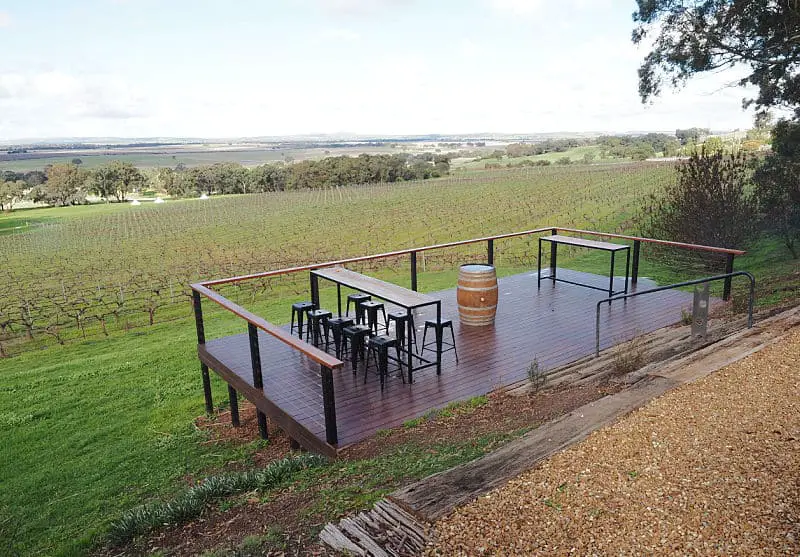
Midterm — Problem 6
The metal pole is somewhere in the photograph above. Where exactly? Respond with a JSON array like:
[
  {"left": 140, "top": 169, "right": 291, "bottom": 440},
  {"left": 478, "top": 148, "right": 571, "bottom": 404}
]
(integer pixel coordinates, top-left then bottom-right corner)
[
  {"left": 723, "top": 254, "right": 735, "bottom": 301},
  {"left": 320, "top": 364, "right": 338, "bottom": 445},
  {"left": 192, "top": 290, "right": 213, "bottom": 414},
  {"left": 410, "top": 251, "right": 418, "bottom": 292},
  {"left": 248, "top": 323, "right": 268, "bottom": 440},
  {"left": 631, "top": 240, "right": 641, "bottom": 285},
  {"left": 487, "top": 239, "right": 494, "bottom": 266},
  {"left": 227, "top": 385, "right": 240, "bottom": 427}
]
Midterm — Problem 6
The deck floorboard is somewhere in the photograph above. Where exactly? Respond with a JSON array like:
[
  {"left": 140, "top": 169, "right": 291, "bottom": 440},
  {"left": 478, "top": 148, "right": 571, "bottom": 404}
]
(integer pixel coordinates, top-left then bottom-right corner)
[{"left": 200, "top": 269, "right": 705, "bottom": 454}]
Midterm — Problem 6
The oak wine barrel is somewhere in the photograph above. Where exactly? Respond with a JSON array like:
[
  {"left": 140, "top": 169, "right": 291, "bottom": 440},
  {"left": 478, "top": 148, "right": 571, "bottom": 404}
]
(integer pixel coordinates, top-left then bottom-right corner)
[{"left": 457, "top": 264, "right": 498, "bottom": 326}]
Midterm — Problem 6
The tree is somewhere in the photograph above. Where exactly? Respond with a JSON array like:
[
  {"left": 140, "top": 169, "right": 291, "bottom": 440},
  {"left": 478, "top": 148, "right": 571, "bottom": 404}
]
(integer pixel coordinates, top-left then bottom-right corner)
[
  {"left": 33, "top": 163, "right": 88, "bottom": 206},
  {"left": 753, "top": 119, "right": 800, "bottom": 257},
  {"left": 633, "top": 1, "right": 800, "bottom": 113},
  {"left": 91, "top": 161, "right": 145, "bottom": 202},
  {"left": 0, "top": 180, "right": 26, "bottom": 211},
  {"left": 640, "top": 150, "right": 758, "bottom": 254}
]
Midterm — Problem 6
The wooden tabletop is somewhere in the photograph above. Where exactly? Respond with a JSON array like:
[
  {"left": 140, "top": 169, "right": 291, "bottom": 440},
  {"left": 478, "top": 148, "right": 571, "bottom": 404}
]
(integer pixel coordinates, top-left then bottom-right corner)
[
  {"left": 541, "top": 234, "right": 629, "bottom": 252},
  {"left": 312, "top": 267, "right": 440, "bottom": 309}
]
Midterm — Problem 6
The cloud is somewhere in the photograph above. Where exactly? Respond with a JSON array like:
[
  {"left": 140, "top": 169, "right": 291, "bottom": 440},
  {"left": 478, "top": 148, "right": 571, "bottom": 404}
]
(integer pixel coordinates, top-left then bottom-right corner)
[
  {"left": 319, "top": 27, "right": 361, "bottom": 42},
  {"left": 488, "top": 0, "right": 544, "bottom": 17},
  {"left": 0, "top": 12, "right": 12, "bottom": 27},
  {"left": 316, "top": 0, "right": 412, "bottom": 16}
]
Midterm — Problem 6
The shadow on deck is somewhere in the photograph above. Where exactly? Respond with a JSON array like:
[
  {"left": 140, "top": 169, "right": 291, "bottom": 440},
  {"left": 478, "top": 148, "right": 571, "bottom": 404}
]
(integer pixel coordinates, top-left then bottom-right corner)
[{"left": 199, "top": 269, "right": 703, "bottom": 456}]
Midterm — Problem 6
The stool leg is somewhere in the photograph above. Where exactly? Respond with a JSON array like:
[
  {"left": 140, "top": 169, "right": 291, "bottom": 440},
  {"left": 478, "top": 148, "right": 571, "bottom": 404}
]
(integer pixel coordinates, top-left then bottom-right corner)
[
  {"left": 350, "top": 335, "right": 359, "bottom": 373},
  {"left": 322, "top": 319, "right": 330, "bottom": 348},
  {"left": 331, "top": 327, "right": 340, "bottom": 357},
  {"left": 364, "top": 345, "right": 373, "bottom": 384},
  {"left": 296, "top": 309, "right": 304, "bottom": 339},
  {"left": 290, "top": 308, "right": 297, "bottom": 335},
  {"left": 378, "top": 347, "right": 387, "bottom": 391},
  {"left": 381, "top": 307, "right": 388, "bottom": 334},
  {"left": 436, "top": 325, "right": 443, "bottom": 375},
  {"left": 450, "top": 325, "right": 459, "bottom": 363},
  {"left": 421, "top": 324, "right": 429, "bottom": 354},
  {"left": 395, "top": 343, "right": 405, "bottom": 383}
]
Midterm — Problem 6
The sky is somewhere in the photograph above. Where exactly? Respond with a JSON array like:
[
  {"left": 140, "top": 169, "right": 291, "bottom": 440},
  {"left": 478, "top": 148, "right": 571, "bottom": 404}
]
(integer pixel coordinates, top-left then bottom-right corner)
[{"left": 0, "top": 0, "right": 766, "bottom": 140}]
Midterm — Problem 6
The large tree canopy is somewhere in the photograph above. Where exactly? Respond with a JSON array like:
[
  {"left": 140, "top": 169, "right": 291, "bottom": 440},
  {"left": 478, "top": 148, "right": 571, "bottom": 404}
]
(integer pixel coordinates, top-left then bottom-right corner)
[{"left": 633, "top": 0, "right": 800, "bottom": 113}]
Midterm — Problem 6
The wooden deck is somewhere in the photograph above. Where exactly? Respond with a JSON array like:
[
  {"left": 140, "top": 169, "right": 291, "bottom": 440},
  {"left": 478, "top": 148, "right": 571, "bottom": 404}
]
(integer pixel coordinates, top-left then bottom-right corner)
[{"left": 199, "top": 269, "right": 705, "bottom": 457}]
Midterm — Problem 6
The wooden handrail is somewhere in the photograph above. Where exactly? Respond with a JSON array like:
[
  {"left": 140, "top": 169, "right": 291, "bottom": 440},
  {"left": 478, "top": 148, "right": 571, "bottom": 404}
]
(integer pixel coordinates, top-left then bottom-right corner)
[
  {"left": 198, "top": 227, "right": 554, "bottom": 287},
  {"left": 191, "top": 283, "right": 344, "bottom": 370},
  {"left": 555, "top": 228, "right": 747, "bottom": 256}
]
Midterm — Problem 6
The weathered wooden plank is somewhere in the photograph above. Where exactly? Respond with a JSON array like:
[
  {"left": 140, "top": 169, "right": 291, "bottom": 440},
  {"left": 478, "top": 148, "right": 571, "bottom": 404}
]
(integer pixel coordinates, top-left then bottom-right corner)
[{"left": 319, "top": 524, "right": 366, "bottom": 556}]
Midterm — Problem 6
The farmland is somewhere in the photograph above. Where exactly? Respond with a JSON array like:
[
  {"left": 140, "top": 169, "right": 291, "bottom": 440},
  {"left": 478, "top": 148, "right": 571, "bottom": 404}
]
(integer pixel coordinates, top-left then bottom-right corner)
[
  {"left": 1, "top": 162, "right": 796, "bottom": 555},
  {"left": 0, "top": 164, "right": 674, "bottom": 357}
]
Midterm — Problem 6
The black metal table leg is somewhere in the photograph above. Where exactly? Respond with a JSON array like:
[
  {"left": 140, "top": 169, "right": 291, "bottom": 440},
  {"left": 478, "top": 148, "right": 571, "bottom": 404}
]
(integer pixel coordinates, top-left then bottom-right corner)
[
  {"left": 537, "top": 238, "right": 542, "bottom": 289},
  {"left": 337, "top": 284, "right": 341, "bottom": 316},
  {"left": 609, "top": 250, "right": 616, "bottom": 297},
  {"left": 407, "top": 307, "right": 414, "bottom": 383},
  {"left": 624, "top": 247, "right": 631, "bottom": 293},
  {"left": 436, "top": 301, "right": 442, "bottom": 375}
]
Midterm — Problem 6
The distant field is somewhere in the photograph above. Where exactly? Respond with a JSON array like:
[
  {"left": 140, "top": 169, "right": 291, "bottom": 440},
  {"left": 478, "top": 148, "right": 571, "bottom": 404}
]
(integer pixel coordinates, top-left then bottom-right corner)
[
  {"left": 454, "top": 145, "right": 622, "bottom": 170},
  {"left": 0, "top": 145, "right": 402, "bottom": 171}
]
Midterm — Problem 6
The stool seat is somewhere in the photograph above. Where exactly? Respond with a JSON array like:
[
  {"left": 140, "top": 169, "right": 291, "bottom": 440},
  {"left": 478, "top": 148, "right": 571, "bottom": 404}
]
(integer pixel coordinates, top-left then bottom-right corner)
[
  {"left": 326, "top": 317, "right": 354, "bottom": 358},
  {"left": 290, "top": 301, "right": 315, "bottom": 339},
  {"left": 387, "top": 310, "right": 417, "bottom": 354},
  {"left": 364, "top": 334, "right": 405, "bottom": 390},
  {"left": 306, "top": 309, "right": 333, "bottom": 347},
  {"left": 346, "top": 293, "right": 371, "bottom": 325},
  {"left": 421, "top": 318, "right": 458, "bottom": 369},
  {"left": 360, "top": 300, "right": 388, "bottom": 335},
  {"left": 342, "top": 324, "right": 372, "bottom": 372}
]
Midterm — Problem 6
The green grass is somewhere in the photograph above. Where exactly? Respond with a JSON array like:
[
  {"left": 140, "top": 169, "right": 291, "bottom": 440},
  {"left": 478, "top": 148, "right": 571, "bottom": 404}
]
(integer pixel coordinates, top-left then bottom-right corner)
[{"left": 1, "top": 163, "right": 797, "bottom": 555}]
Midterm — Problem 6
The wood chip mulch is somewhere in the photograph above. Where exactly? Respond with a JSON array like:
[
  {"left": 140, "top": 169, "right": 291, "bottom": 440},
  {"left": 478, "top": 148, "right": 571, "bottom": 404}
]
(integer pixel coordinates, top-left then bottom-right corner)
[{"left": 433, "top": 329, "right": 800, "bottom": 556}]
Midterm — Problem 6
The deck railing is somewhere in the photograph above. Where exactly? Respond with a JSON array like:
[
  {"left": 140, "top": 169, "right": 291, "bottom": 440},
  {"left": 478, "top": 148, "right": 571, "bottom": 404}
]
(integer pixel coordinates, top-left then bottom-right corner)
[
  {"left": 594, "top": 271, "right": 756, "bottom": 356},
  {"left": 190, "top": 226, "right": 746, "bottom": 448}
]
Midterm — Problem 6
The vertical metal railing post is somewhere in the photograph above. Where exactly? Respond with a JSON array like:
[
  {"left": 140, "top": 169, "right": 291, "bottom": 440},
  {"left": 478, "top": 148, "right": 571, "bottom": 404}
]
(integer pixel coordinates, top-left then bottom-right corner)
[
  {"left": 723, "top": 254, "right": 735, "bottom": 301},
  {"left": 227, "top": 385, "right": 240, "bottom": 427},
  {"left": 487, "top": 239, "right": 494, "bottom": 266},
  {"left": 192, "top": 290, "right": 213, "bottom": 414},
  {"left": 631, "top": 240, "right": 641, "bottom": 286},
  {"left": 248, "top": 323, "right": 269, "bottom": 440},
  {"left": 549, "top": 228, "right": 558, "bottom": 280},
  {"left": 320, "top": 364, "right": 338, "bottom": 445},
  {"left": 410, "top": 251, "right": 418, "bottom": 292}
]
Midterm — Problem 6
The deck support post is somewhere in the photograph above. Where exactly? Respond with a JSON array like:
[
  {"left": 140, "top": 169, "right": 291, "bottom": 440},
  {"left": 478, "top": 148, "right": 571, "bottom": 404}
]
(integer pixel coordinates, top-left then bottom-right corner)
[
  {"left": 192, "top": 290, "right": 213, "bottom": 414},
  {"left": 227, "top": 385, "right": 240, "bottom": 427},
  {"left": 248, "top": 323, "right": 269, "bottom": 440},
  {"left": 410, "top": 251, "right": 418, "bottom": 292},
  {"left": 631, "top": 240, "right": 641, "bottom": 286},
  {"left": 487, "top": 239, "right": 494, "bottom": 266},
  {"left": 723, "top": 254, "right": 735, "bottom": 301},
  {"left": 320, "top": 364, "right": 338, "bottom": 446}
]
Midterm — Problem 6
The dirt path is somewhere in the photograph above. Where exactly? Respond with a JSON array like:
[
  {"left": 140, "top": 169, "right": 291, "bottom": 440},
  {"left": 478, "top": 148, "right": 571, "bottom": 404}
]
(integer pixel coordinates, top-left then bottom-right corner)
[{"left": 433, "top": 329, "right": 800, "bottom": 555}]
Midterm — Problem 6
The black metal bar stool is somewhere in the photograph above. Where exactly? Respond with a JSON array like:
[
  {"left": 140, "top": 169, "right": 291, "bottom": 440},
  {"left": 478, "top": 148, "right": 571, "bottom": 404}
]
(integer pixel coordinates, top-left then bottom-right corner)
[
  {"left": 360, "top": 300, "right": 387, "bottom": 335},
  {"left": 364, "top": 335, "right": 404, "bottom": 391},
  {"left": 346, "top": 293, "right": 371, "bottom": 325},
  {"left": 387, "top": 310, "right": 417, "bottom": 354},
  {"left": 341, "top": 324, "right": 372, "bottom": 373},
  {"left": 290, "top": 301, "right": 315, "bottom": 339},
  {"left": 421, "top": 318, "right": 458, "bottom": 363},
  {"left": 306, "top": 309, "right": 332, "bottom": 347},
  {"left": 326, "top": 317, "right": 354, "bottom": 358}
]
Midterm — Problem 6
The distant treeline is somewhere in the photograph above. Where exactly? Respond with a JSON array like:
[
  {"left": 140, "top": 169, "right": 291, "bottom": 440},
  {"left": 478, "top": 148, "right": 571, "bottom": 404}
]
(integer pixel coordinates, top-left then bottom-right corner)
[
  {"left": 500, "top": 133, "right": 684, "bottom": 161},
  {"left": 0, "top": 153, "right": 451, "bottom": 209}
]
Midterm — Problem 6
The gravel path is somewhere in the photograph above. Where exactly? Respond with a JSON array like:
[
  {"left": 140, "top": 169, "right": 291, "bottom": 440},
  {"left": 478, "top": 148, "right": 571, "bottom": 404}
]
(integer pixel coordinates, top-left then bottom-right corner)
[{"left": 434, "top": 329, "right": 800, "bottom": 555}]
